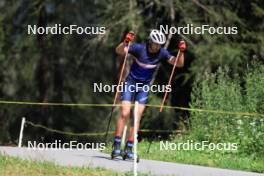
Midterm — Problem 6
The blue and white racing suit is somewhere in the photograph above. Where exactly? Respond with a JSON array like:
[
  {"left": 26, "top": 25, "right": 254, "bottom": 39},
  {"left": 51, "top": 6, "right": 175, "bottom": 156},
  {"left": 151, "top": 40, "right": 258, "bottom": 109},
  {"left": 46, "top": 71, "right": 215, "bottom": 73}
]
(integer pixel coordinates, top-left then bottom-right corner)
[{"left": 120, "top": 43, "right": 173, "bottom": 104}]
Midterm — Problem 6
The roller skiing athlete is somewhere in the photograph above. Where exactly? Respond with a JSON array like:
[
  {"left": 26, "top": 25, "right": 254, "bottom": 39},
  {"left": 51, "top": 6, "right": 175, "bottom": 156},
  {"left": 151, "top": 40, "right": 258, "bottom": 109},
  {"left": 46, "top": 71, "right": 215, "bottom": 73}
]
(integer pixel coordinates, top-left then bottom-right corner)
[{"left": 111, "top": 30, "right": 186, "bottom": 162}]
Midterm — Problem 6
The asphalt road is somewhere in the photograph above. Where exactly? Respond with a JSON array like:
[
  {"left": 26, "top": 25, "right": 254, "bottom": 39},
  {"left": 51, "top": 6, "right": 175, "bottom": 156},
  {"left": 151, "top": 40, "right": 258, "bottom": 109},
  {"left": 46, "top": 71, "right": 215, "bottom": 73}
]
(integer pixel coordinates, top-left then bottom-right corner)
[{"left": 0, "top": 146, "right": 263, "bottom": 176}]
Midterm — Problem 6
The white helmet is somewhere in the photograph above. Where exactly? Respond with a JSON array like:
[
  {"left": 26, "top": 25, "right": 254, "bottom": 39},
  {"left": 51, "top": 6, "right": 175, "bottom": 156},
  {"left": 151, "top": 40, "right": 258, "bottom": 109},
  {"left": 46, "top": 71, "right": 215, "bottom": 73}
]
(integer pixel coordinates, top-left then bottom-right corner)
[{"left": 149, "top": 30, "right": 166, "bottom": 45}]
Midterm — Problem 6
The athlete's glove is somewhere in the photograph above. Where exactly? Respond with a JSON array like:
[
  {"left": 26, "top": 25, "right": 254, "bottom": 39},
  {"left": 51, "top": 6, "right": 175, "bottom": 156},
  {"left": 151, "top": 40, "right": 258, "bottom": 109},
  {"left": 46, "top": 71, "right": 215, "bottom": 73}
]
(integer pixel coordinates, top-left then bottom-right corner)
[
  {"left": 178, "top": 40, "right": 186, "bottom": 52},
  {"left": 124, "top": 31, "right": 135, "bottom": 45}
]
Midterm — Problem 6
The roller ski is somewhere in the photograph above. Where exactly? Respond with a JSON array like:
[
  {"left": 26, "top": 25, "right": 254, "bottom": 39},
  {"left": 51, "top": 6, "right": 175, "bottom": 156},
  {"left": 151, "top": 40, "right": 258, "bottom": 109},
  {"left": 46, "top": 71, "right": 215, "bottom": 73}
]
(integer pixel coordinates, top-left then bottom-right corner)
[
  {"left": 111, "top": 137, "right": 122, "bottom": 159},
  {"left": 122, "top": 141, "right": 140, "bottom": 163}
]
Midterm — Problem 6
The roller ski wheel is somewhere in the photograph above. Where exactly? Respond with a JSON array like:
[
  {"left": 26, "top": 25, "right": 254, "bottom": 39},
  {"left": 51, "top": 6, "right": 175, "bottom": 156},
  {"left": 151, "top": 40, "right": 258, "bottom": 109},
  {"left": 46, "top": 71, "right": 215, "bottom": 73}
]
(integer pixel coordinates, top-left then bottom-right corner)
[
  {"left": 122, "top": 152, "right": 140, "bottom": 163},
  {"left": 111, "top": 149, "right": 122, "bottom": 159}
]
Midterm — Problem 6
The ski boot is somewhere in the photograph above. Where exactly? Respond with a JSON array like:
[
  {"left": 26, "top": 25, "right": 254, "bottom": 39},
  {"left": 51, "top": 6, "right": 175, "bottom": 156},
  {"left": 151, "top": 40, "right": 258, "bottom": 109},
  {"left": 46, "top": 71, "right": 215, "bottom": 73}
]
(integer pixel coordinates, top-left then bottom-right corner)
[
  {"left": 111, "top": 136, "right": 122, "bottom": 159},
  {"left": 122, "top": 141, "right": 140, "bottom": 163}
]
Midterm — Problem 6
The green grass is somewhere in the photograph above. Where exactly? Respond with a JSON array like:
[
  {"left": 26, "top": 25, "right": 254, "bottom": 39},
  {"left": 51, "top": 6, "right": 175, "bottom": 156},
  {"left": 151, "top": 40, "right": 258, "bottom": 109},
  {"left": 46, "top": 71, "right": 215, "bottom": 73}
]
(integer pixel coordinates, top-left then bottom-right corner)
[
  {"left": 138, "top": 140, "right": 264, "bottom": 173},
  {"left": 105, "top": 139, "right": 264, "bottom": 173},
  {"left": 0, "top": 154, "right": 151, "bottom": 176}
]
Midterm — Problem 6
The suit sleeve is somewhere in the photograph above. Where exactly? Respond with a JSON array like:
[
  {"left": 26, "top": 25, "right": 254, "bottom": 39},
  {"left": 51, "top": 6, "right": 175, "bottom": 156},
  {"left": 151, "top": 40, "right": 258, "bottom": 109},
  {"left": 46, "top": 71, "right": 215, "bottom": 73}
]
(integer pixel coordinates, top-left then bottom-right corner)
[
  {"left": 128, "top": 43, "right": 141, "bottom": 57},
  {"left": 162, "top": 48, "right": 173, "bottom": 61}
]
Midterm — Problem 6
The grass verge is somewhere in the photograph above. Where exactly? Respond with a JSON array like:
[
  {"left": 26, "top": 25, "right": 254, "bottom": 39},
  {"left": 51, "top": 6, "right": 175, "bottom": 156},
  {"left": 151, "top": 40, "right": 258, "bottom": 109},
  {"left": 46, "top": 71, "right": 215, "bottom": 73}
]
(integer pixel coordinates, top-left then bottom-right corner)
[
  {"left": 105, "top": 139, "right": 264, "bottom": 173},
  {"left": 0, "top": 154, "right": 150, "bottom": 176}
]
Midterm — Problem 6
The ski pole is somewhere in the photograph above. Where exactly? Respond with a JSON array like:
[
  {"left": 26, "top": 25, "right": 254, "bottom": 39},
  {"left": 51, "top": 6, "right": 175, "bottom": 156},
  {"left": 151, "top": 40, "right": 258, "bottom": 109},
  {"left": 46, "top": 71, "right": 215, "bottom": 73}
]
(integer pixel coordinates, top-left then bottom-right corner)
[
  {"left": 104, "top": 41, "right": 132, "bottom": 143},
  {"left": 147, "top": 50, "right": 182, "bottom": 152},
  {"left": 159, "top": 49, "right": 182, "bottom": 112}
]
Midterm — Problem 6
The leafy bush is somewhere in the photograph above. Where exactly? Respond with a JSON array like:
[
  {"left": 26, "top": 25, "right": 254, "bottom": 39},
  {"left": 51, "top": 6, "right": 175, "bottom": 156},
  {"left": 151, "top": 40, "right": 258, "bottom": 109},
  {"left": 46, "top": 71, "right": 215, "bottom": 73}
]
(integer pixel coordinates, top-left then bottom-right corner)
[{"left": 190, "top": 61, "right": 264, "bottom": 156}]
